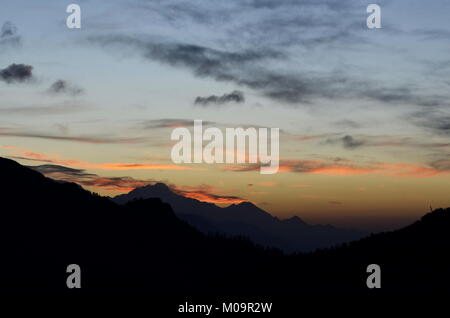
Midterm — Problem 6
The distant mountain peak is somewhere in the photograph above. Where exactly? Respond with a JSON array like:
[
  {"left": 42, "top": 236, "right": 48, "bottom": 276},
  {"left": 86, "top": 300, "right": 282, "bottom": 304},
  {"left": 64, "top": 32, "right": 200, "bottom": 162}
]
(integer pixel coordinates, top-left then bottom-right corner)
[
  {"left": 230, "top": 201, "right": 264, "bottom": 212},
  {"left": 236, "top": 201, "right": 255, "bottom": 207},
  {"left": 150, "top": 182, "right": 171, "bottom": 191},
  {"left": 134, "top": 182, "right": 173, "bottom": 193},
  {"left": 226, "top": 201, "right": 276, "bottom": 220},
  {"left": 285, "top": 216, "right": 307, "bottom": 226},
  {"left": 112, "top": 182, "right": 177, "bottom": 205},
  {"left": 110, "top": 176, "right": 364, "bottom": 252}
]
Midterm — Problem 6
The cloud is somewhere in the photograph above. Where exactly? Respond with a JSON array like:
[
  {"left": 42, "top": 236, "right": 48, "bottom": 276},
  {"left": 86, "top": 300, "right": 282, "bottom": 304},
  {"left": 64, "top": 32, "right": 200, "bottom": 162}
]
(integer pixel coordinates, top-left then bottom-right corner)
[
  {"left": 134, "top": 0, "right": 362, "bottom": 48},
  {"left": 47, "top": 80, "right": 84, "bottom": 96},
  {"left": 0, "top": 131, "right": 146, "bottom": 144},
  {"left": 326, "top": 135, "right": 366, "bottom": 149},
  {"left": 411, "top": 111, "right": 450, "bottom": 136},
  {"left": 0, "top": 102, "right": 88, "bottom": 115},
  {"left": 90, "top": 35, "right": 282, "bottom": 87},
  {"left": 29, "top": 163, "right": 246, "bottom": 200},
  {"left": 258, "top": 181, "right": 277, "bottom": 187},
  {"left": 0, "top": 63, "right": 33, "bottom": 83},
  {"left": 222, "top": 158, "right": 450, "bottom": 178},
  {"left": 92, "top": 35, "right": 308, "bottom": 104},
  {"left": 429, "top": 159, "right": 450, "bottom": 171},
  {"left": 1, "top": 21, "right": 17, "bottom": 38},
  {"left": 332, "top": 119, "right": 361, "bottom": 129},
  {"left": 377, "top": 162, "right": 449, "bottom": 178},
  {"left": 0, "top": 22, "right": 21, "bottom": 48},
  {"left": 223, "top": 159, "right": 375, "bottom": 175},
  {"left": 415, "top": 29, "right": 450, "bottom": 41},
  {"left": 290, "top": 133, "right": 337, "bottom": 142},
  {"left": 87, "top": 1, "right": 447, "bottom": 106},
  {"left": 194, "top": 90, "right": 244, "bottom": 106},
  {"left": 180, "top": 190, "right": 246, "bottom": 204},
  {"left": 80, "top": 176, "right": 154, "bottom": 192},
  {"left": 139, "top": 118, "right": 215, "bottom": 129},
  {"left": 29, "top": 164, "right": 155, "bottom": 193},
  {"left": 3, "top": 146, "right": 192, "bottom": 171},
  {"left": 90, "top": 34, "right": 444, "bottom": 106},
  {"left": 97, "top": 163, "right": 191, "bottom": 170},
  {"left": 291, "top": 184, "right": 311, "bottom": 188},
  {"left": 91, "top": 36, "right": 320, "bottom": 102},
  {"left": 322, "top": 133, "right": 450, "bottom": 150},
  {"left": 28, "top": 163, "right": 245, "bottom": 199},
  {"left": 172, "top": 184, "right": 247, "bottom": 204},
  {"left": 30, "top": 164, "right": 96, "bottom": 178}
]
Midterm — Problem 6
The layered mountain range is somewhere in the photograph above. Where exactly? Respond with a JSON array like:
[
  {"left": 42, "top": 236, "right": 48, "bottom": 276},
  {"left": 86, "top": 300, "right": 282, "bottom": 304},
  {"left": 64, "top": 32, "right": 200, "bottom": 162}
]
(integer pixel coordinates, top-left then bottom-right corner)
[{"left": 113, "top": 183, "right": 364, "bottom": 252}]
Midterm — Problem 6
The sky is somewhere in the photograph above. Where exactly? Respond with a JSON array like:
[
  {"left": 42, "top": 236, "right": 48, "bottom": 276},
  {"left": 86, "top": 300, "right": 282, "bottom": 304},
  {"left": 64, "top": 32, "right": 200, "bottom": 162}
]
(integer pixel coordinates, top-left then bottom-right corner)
[{"left": 1, "top": 0, "right": 450, "bottom": 231}]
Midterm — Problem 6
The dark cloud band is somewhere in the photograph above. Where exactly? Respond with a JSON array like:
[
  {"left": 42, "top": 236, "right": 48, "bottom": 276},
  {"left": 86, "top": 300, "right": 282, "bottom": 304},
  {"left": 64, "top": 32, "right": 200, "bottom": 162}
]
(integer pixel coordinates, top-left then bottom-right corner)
[
  {"left": 194, "top": 90, "right": 244, "bottom": 106},
  {"left": 0, "top": 63, "right": 33, "bottom": 83}
]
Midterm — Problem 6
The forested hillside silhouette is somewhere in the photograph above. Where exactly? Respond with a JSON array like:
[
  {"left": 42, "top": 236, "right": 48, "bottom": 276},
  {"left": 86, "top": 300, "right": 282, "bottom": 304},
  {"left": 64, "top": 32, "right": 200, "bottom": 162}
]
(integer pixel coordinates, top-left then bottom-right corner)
[{"left": 0, "top": 157, "right": 449, "bottom": 296}]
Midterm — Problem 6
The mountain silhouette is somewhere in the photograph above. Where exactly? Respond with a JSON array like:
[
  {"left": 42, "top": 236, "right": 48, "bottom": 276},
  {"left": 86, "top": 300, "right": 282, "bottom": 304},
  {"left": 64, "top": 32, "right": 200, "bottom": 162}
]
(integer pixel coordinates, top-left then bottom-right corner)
[
  {"left": 0, "top": 157, "right": 282, "bottom": 294},
  {"left": 113, "top": 183, "right": 364, "bottom": 252},
  {"left": 0, "top": 157, "right": 449, "bottom": 296}
]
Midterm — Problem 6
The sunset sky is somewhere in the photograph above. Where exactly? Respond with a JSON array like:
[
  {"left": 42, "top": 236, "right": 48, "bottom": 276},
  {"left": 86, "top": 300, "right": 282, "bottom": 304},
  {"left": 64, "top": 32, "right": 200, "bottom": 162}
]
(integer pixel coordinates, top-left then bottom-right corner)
[{"left": 1, "top": 0, "right": 450, "bottom": 231}]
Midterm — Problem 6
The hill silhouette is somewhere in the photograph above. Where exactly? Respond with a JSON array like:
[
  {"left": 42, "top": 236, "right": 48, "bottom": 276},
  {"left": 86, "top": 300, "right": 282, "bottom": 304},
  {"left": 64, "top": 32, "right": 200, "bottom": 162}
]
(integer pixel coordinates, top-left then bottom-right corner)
[
  {"left": 113, "top": 183, "right": 363, "bottom": 252},
  {"left": 0, "top": 157, "right": 449, "bottom": 296}
]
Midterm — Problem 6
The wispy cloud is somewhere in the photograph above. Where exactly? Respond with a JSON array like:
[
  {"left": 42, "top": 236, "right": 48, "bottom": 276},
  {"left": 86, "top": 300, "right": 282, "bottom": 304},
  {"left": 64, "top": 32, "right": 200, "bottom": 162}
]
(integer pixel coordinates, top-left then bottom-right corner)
[
  {"left": 223, "top": 158, "right": 450, "bottom": 178},
  {"left": 139, "top": 118, "right": 215, "bottom": 129},
  {"left": 0, "top": 102, "right": 88, "bottom": 115},
  {"left": 429, "top": 159, "right": 450, "bottom": 171},
  {"left": 132, "top": 0, "right": 362, "bottom": 48},
  {"left": 47, "top": 80, "right": 84, "bottom": 96},
  {"left": 172, "top": 184, "right": 247, "bottom": 204},
  {"left": 0, "top": 21, "right": 21, "bottom": 48},
  {"left": 0, "top": 131, "right": 146, "bottom": 144},
  {"left": 332, "top": 119, "right": 362, "bottom": 129},
  {"left": 1, "top": 21, "right": 18, "bottom": 38},
  {"left": 323, "top": 134, "right": 450, "bottom": 150},
  {"left": 29, "top": 162, "right": 246, "bottom": 202},
  {"left": 85, "top": 1, "right": 449, "bottom": 107},
  {"left": 28, "top": 162, "right": 245, "bottom": 201},
  {"left": 29, "top": 164, "right": 155, "bottom": 193},
  {"left": 223, "top": 159, "right": 373, "bottom": 175},
  {"left": 91, "top": 34, "right": 445, "bottom": 107},
  {"left": 410, "top": 110, "right": 450, "bottom": 136},
  {"left": 194, "top": 90, "right": 244, "bottom": 106},
  {"left": 2, "top": 146, "right": 192, "bottom": 171}
]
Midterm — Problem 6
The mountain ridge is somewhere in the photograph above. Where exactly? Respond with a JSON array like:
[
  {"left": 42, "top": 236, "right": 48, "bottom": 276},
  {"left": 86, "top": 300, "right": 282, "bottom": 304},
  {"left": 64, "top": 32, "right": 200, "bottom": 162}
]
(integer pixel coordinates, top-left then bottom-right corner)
[
  {"left": 113, "top": 182, "right": 364, "bottom": 252},
  {"left": 1, "top": 157, "right": 449, "bottom": 295}
]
